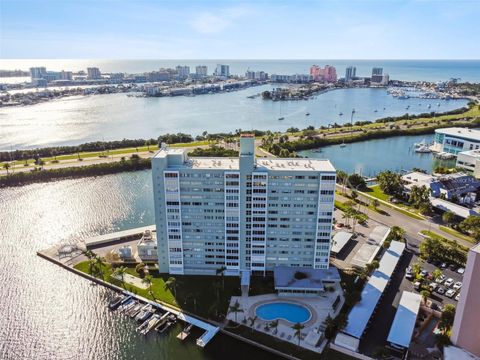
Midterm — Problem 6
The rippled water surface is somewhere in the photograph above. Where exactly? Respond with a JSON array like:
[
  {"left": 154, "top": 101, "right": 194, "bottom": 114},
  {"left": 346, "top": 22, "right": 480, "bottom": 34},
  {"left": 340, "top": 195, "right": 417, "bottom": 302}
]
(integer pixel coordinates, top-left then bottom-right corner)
[{"left": 0, "top": 86, "right": 468, "bottom": 150}]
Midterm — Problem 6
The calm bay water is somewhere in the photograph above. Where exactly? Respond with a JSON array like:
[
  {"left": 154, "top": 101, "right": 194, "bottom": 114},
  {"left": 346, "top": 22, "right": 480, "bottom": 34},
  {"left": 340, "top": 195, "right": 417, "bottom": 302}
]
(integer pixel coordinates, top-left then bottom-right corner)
[
  {"left": 0, "top": 86, "right": 468, "bottom": 150},
  {"left": 300, "top": 133, "right": 455, "bottom": 177}
]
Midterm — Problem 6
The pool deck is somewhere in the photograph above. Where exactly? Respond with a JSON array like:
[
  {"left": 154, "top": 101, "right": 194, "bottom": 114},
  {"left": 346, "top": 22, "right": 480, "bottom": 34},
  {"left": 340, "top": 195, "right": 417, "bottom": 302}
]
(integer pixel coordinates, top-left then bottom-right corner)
[{"left": 227, "top": 289, "right": 344, "bottom": 354}]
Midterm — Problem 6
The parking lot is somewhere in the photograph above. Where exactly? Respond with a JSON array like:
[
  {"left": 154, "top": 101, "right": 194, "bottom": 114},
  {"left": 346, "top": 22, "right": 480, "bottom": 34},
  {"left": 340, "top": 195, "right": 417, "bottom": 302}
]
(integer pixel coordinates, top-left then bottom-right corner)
[{"left": 401, "top": 253, "right": 464, "bottom": 308}]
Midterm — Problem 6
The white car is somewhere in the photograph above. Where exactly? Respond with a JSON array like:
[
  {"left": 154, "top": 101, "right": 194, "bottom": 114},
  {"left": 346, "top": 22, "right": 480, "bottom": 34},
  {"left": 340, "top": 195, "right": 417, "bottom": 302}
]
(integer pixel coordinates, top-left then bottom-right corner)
[
  {"left": 446, "top": 289, "right": 456, "bottom": 298},
  {"left": 457, "top": 268, "right": 465, "bottom": 274},
  {"left": 444, "top": 278, "right": 454, "bottom": 287},
  {"left": 435, "top": 275, "right": 446, "bottom": 284},
  {"left": 429, "top": 282, "right": 438, "bottom": 291},
  {"left": 453, "top": 281, "right": 462, "bottom": 290},
  {"left": 455, "top": 293, "right": 461, "bottom": 301}
]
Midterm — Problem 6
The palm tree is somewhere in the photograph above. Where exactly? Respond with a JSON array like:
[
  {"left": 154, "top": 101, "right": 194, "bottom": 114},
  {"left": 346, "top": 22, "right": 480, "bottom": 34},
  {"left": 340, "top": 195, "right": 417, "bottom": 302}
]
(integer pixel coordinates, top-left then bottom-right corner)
[
  {"left": 351, "top": 190, "right": 358, "bottom": 202},
  {"left": 372, "top": 199, "right": 380, "bottom": 211},
  {"left": 389, "top": 226, "right": 406, "bottom": 242},
  {"left": 432, "top": 269, "right": 442, "bottom": 281},
  {"left": 164, "top": 276, "right": 177, "bottom": 298},
  {"left": 216, "top": 265, "right": 227, "bottom": 291},
  {"left": 113, "top": 266, "right": 128, "bottom": 288},
  {"left": 142, "top": 274, "right": 153, "bottom": 297},
  {"left": 82, "top": 249, "right": 96, "bottom": 260},
  {"left": 93, "top": 256, "right": 105, "bottom": 279},
  {"left": 228, "top": 300, "right": 244, "bottom": 323},
  {"left": 412, "top": 262, "right": 422, "bottom": 277},
  {"left": 3, "top": 162, "right": 10, "bottom": 175},
  {"left": 420, "top": 290, "right": 431, "bottom": 304},
  {"left": 269, "top": 319, "right": 279, "bottom": 335},
  {"left": 291, "top": 322, "right": 305, "bottom": 346}
]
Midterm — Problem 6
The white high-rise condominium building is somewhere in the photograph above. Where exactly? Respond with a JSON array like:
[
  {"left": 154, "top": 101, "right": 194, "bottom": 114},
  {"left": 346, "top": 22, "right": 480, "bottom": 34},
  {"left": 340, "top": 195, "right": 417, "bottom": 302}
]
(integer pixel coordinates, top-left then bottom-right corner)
[
  {"left": 87, "top": 67, "right": 102, "bottom": 80},
  {"left": 152, "top": 134, "right": 336, "bottom": 276},
  {"left": 215, "top": 64, "right": 230, "bottom": 78},
  {"left": 30, "top": 67, "right": 47, "bottom": 81},
  {"left": 195, "top": 65, "right": 208, "bottom": 77},
  {"left": 176, "top": 65, "right": 190, "bottom": 79}
]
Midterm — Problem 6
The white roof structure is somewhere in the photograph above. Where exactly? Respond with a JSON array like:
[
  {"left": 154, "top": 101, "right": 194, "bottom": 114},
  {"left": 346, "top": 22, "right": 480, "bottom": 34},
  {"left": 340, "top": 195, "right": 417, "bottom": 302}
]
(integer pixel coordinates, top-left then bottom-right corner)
[
  {"left": 430, "top": 197, "right": 478, "bottom": 219},
  {"left": 458, "top": 149, "right": 480, "bottom": 159},
  {"left": 256, "top": 158, "right": 336, "bottom": 172},
  {"left": 402, "top": 171, "right": 435, "bottom": 191},
  {"left": 331, "top": 231, "right": 354, "bottom": 254},
  {"left": 387, "top": 291, "right": 422, "bottom": 349},
  {"left": 334, "top": 332, "right": 360, "bottom": 352},
  {"left": 350, "top": 225, "right": 391, "bottom": 268},
  {"left": 436, "top": 128, "right": 480, "bottom": 142},
  {"left": 85, "top": 225, "right": 155, "bottom": 247},
  {"left": 154, "top": 148, "right": 335, "bottom": 172},
  {"left": 343, "top": 241, "right": 405, "bottom": 339}
]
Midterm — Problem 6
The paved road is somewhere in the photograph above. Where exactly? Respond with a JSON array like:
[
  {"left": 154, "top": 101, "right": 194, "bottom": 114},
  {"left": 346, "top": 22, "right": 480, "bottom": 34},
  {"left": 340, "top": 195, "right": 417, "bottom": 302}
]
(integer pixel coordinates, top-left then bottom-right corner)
[{"left": 335, "top": 187, "right": 473, "bottom": 249}]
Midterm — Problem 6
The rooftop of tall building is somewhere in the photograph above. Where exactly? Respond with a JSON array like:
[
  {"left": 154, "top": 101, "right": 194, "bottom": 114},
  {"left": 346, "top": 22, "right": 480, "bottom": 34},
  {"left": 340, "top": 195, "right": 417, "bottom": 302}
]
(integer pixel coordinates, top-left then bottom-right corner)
[{"left": 154, "top": 148, "right": 335, "bottom": 172}]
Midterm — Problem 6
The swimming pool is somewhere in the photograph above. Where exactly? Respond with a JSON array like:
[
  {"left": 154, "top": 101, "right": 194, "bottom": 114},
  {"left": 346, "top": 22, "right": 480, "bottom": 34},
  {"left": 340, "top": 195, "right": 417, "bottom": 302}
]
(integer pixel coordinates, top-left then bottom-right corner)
[{"left": 255, "top": 302, "right": 311, "bottom": 323}]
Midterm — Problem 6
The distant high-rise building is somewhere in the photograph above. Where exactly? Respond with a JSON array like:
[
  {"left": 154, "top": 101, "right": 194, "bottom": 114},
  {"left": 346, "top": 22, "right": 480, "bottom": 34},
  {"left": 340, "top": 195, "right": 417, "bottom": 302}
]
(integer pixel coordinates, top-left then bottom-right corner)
[
  {"left": 109, "top": 73, "right": 124, "bottom": 82},
  {"left": 30, "top": 67, "right": 47, "bottom": 82},
  {"left": 59, "top": 70, "right": 73, "bottom": 81},
  {"left": 323, "top": 65, "right": 337, "bottom": 82},
  {"left": 451, "top": 244, "right": 480, "bottom": 357},
  {"left": 371, "top": 67, "right": 383, "bottom": 83},
  {"left": 381, "top": 73, "right": 390, "bottom": 85},
  {"left": 87, "top": 67, "right": 102, "bottom": 80},
  {"left": 176, "top": 66, "right": 190, "bottom": 79},
  {"left": 345, "top": 66, "right": 356, "bottom": 82},
  {"left": 309, "top": 65, "right": 337, "bottom": 83},
  {"left": 215, "top": 64, "right": 230, "bottom": 78},
  {"left": 44, "top": 71, "right": 61, "bottom": 82},
  {"left": 195, "top": 65, "right": 208, "bottom": 77},
  {"left": 147, "top": 71, "right": 171, "bottom": 82},
  {"left": 310, "top": 65, "right": 323, "bottom": 81},
  {"left": 245, "top": 70, "right": 267, "bottom": 81}
]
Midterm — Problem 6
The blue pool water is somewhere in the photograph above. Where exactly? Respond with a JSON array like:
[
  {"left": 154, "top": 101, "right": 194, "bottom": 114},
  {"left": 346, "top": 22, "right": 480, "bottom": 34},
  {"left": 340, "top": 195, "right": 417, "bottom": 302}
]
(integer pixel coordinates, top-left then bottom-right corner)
[{"left": 256, "top": 302, "right": 311, "bottom": 323}]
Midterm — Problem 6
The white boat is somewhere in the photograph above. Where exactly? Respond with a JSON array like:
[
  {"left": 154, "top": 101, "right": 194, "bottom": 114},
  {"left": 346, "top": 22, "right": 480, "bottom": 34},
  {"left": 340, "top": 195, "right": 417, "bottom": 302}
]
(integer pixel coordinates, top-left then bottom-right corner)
[
  {"left": 414, "top": 138, "right": 427, "bottom": 148},
  {"left": 415, "top": 145, "right": 431, "bottom": 153},
  {"left": 139, "top": 314, "right": 161, "bottom": 335}
]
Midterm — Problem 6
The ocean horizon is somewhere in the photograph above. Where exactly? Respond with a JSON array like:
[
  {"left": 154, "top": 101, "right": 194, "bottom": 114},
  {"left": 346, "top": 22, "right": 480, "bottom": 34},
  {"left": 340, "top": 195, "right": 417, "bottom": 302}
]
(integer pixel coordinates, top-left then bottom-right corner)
[{"left": 1, "top": 59, "right": 480, "bottom": 82}]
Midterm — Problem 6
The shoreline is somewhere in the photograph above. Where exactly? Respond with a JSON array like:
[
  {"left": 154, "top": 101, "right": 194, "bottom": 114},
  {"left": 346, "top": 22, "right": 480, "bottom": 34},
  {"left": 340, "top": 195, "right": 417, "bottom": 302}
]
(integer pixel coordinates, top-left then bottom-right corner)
[{"left": 36, "top": 243, "right": 307, "bottom": 360}]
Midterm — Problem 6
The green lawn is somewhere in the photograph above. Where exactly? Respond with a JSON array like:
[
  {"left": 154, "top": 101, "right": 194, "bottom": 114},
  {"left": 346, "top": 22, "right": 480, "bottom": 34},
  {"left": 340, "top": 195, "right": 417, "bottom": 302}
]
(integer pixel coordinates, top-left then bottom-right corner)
[
  {"left": 74, "top": 261, "right": 243, "bottom": 320},
  {"left": 361, "top": 187, "right": 425, "bottom": 220},
  {"left": 366, "top": 185, "right": 390, "bottom": 201},
  {"left": 439, "top": 225, "right": 476, "bottom": 244},
  {"left": 420, "top": 230, "right": 469, "bottom": 252}
]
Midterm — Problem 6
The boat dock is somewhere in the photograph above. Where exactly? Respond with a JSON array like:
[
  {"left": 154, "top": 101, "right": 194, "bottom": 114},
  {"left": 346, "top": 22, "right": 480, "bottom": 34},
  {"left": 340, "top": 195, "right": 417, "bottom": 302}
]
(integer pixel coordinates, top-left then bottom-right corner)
[{"left": 121, "top": 290, "right": 220, "bottom": 347}]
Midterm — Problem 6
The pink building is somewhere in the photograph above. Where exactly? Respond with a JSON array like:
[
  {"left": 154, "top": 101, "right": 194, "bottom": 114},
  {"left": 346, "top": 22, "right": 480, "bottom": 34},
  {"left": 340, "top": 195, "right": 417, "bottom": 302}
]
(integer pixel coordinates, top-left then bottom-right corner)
[
  {"left": 310, "top": 65, "right": 324, "bottom": 81},
  {"left": 324, "top": 65, "right": 337, "bottom": 82},
  {"left": 309, "top": 65, "right": 337, "bottom": 83},
  {"left": 451, "top": 243, "right": 480, "bottom": 357}
]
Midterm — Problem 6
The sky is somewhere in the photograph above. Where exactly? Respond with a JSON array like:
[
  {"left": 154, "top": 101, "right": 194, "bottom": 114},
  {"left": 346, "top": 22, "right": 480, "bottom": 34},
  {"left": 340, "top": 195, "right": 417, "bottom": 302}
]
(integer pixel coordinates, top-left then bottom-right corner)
[{"left": 0, "top": 0, "right": 479, "bottom": 59}]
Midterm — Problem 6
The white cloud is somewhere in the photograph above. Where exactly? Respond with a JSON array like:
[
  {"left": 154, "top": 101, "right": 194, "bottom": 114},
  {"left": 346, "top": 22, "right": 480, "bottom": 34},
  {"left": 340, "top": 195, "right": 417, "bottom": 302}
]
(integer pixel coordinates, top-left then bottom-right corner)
[
  {"left": 190, "top": 6, "right": 251, "bottom": 34},
  {"left": 190, "top": 12, "right": 230, "bottom": 34}
]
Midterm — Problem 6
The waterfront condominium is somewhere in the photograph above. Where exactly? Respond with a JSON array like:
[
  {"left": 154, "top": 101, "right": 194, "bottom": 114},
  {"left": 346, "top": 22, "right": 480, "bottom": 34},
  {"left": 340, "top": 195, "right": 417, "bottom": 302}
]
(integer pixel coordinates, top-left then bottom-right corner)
[{"left": 151, "top": 135, "right": 336, "bottom": 276}]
